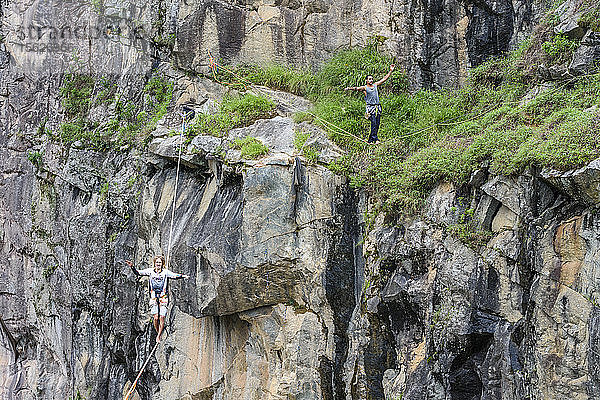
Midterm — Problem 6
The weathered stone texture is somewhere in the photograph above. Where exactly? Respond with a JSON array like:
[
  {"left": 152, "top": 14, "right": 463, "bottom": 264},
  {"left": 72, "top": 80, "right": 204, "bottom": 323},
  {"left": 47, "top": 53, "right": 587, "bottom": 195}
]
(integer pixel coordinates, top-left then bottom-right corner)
[
  {"left": 4, "top": 87, "right": 600, "bottom": 400},
  {"left": 346, "top": 160, "right": 600, "bottom": 400},
  {"left": 2, "top": 0, "right": 600, "bottom": 398},
  {"left": 1, "top": 0, "right": 542, "bottom": 96},
  {"left": 0, "top": 86, "right": 363, "bottom": 398}
]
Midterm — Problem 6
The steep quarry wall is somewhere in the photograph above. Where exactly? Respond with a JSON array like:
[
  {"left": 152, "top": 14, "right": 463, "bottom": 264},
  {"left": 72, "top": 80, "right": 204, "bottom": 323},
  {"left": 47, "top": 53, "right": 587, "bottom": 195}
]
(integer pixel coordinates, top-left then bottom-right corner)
[
  {"left": 171, "top": 0, "right": 542, "bottom": 88},
  {"left": 348, "top": 167, "right": 600, "bottom": 399},
  {"left": 2, "top": 0, "right": 600, "bottom": 399},
  {"left": 4, "top": 105, "right": 600, "bottom": 399},
  {"left": 0, "top": 104, "right": 363, "bottom": 399},
  {"left": 1, "top": 0, "right": 543, "bottom": 91}
]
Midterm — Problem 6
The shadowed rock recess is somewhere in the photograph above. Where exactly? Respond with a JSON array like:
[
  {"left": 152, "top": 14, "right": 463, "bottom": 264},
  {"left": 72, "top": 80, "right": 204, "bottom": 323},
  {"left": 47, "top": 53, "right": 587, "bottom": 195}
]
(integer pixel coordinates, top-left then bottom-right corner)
[{"left": 2, "top": 0, "right": 600, "bottom": 400}]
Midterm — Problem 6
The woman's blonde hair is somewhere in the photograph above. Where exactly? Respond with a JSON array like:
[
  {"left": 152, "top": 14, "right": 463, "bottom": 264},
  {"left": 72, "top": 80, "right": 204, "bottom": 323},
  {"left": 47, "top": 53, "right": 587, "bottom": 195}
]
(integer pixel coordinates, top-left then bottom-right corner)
[{"left": 153, "top": 255, "right": 166, "bottom": 269}]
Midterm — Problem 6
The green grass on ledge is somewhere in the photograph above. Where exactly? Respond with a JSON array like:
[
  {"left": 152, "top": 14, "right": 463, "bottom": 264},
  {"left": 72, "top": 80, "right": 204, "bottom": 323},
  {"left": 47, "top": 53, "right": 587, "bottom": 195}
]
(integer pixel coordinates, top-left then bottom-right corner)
[
  {"left": 185, "top": 93, "right": 276, "bottom": 138},
  {"left": 212, "top": 37, "right": 600, "bottom": 215}
]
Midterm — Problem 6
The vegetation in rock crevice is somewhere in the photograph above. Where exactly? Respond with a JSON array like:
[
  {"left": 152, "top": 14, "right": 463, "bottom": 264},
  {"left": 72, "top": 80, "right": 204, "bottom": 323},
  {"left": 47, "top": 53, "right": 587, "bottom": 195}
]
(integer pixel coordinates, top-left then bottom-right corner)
[
  {"left": 541, "top": 33, "right": 580, "bottom": 65},
  {"left": 446, "top": 206, "right": 493, "bottom": 248},
  {"left": 27, "top": 150, "right": 43, "bottom": 169},
  {"left": 293, "top": 130, "right": 320, "bottom": 163},
  {"left": 231, "top": 136, "right": 269, "bottom": 159},
  {"left": 55, "top": 73, "right": 174, "bottom": 151},
  {"left": 185, "top": 93, "right": 276, "bottom": 139}
]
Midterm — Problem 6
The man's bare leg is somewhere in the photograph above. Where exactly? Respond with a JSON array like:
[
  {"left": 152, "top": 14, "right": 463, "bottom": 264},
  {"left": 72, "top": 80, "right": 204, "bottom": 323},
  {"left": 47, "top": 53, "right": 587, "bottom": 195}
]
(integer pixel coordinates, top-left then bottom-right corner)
[{"left": 157, "top": 316, "right": 166, "bottom": 343}]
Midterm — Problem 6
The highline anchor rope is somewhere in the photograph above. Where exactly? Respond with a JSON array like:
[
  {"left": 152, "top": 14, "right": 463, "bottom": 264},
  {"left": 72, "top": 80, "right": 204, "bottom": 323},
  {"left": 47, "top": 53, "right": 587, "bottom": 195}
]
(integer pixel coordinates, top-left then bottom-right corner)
[{"left": 123, "top": 110, "right": 189, "bottom": 400}]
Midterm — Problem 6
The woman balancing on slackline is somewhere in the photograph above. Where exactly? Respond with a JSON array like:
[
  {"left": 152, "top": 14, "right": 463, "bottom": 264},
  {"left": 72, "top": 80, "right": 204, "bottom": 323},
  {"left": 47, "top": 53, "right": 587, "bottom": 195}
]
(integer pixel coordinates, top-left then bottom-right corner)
[
  {"left": 126, "top": 256, "right": 189, "bottom": 343},
  {"left": 344, "top": 64, "right": 395, "bottom": 144}
]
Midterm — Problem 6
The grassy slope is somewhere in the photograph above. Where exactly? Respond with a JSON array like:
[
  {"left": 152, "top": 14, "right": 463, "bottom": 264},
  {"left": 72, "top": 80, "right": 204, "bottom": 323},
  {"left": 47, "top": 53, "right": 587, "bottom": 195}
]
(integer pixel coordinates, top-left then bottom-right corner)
[
  {"left": 53, "top": 5, "right": 600, "bottom": 215},
  {"left": 214, "top": 24, "right": 600, "bottom": 214}
]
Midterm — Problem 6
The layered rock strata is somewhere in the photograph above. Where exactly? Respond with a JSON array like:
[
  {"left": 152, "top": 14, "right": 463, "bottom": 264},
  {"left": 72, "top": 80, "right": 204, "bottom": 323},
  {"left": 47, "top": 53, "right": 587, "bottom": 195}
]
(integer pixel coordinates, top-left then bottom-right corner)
[{"left": 1, "top": 0, "right": 544, "bottom": 91}]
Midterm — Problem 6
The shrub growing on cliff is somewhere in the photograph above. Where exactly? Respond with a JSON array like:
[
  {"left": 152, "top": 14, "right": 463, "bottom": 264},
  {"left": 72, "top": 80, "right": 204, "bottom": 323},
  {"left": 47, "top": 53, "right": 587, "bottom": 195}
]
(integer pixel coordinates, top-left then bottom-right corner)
[
  {"left": 221, "top": 93, "right": 276, "bottom": 125},
  {"left": 317, "top": 46, "right": 409, "bottom": 95},
  {"left": 220, "top": 46, "right": 409, "bottom": 99},
  {"left": 232, "top": 136, "right": 269, "bottom": 159},
  {"left": 56, "top": 74, "right": 173, "bottom": 150},
  {"left": 59, "top": 119, "right": 111, "bottom": 151},
  {"left": 186, "top": 93, "right": 275, "bottom": 138},
  {"left": 541, "top": 33, "right": 579, "bottom": 65},
  {"left": 27, "top": 150, "right": 43, "bottom": 168},
  {"left": 60, "top": 74, "right": 95, "bottom": 117},
  {"left": 446, "top": 207, "right": 493, "bottom": 248},
  {"left": 239, "top": 64, "right": 318, "bottom": 97}
]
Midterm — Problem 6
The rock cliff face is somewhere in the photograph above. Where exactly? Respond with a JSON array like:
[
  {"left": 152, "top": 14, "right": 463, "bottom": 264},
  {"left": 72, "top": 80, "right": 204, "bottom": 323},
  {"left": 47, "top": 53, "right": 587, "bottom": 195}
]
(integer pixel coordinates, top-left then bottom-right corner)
[
  {"left": 5, "top": 102, "right": 600, "bottom": 400},
  {"left": 0, "top": 94, "right": 362, "bottom": 400},
  {"left": 172, "top": 0, "right": 542, "bottom": 88},
  {"left": 2, "top": 0, "right": 600, "bottom": 399},
  {"left": 348, "top": 170, "right": 600, "bottom": 400},
  {"left": 1, "top": 0, "right": 544, "bottom": 91}
]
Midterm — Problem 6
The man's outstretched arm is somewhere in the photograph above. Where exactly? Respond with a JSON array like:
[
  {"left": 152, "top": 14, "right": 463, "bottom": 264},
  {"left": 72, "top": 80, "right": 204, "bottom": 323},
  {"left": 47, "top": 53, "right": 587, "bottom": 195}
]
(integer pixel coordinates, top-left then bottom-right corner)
[
  {"left": 344, "top": 85, "right": 366, "bottom": 92},
  {"left": 375, "top": 65, "right": 395, "bottom": 86}
]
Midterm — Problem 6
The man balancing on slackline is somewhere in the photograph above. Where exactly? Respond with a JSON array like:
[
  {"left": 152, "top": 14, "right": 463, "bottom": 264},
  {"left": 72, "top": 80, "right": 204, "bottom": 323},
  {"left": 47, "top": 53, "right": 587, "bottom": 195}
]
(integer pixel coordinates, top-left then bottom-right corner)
[
  {"left": 344, "top": 64, "right": 395, "bottom": 144},
  {"left": 126, "top": 256, "right": 189, "bottom": 343}
]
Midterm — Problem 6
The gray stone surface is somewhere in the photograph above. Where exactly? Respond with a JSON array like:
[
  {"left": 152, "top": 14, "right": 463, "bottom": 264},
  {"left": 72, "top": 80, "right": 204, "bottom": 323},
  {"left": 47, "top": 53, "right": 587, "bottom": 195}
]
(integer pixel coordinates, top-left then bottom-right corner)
[
  {"left": 542, "top": 157, "right": 600, "bottom": 206},
  {"left": 474, "top": 194, "right": 501, "bottom": 231},
  {"left": 347, "top": 170, "right": 600, "bottom": 400},
  {"left": 229, "top": 116, "right": 296, "bottom": 155},
  {"left": 570, "top": 31, "right": 600, "bottom": 75},
  {"left": 1, "top": 0, "right": 599, "bottom": 399},
  {"left": 0, "top": 118, "right": 359, "bottom": 399},
  {"left": 554, "top": 0, "right": 586, "bottom": 39},
  {"left": 249, "top": 86, "right": 312, "bottom": 115},
  {"left": 481, "top": 175, "right": 531, "bottom": 217},
  {"left": 294, "top": 122, "right": 345, "bottom": 164}
]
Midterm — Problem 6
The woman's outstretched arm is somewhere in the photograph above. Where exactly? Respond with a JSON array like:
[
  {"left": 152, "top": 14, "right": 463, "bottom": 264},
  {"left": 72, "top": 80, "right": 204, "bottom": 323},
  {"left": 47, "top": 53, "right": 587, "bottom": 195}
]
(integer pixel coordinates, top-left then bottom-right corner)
[{"left": 125, "top": 260, "right": 143, "bottom": 276}]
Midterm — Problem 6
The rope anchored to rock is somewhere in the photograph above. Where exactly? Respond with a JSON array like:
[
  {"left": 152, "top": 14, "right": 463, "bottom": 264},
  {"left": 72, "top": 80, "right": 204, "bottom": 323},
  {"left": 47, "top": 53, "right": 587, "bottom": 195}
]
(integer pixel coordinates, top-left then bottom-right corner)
[
  {"left": 123, "top": 340, "right": 160, "bottom": 400},
  {"left": 122, "top": 109, "right": 189, "bottom": 400}
]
